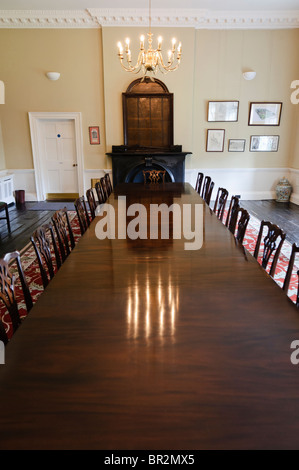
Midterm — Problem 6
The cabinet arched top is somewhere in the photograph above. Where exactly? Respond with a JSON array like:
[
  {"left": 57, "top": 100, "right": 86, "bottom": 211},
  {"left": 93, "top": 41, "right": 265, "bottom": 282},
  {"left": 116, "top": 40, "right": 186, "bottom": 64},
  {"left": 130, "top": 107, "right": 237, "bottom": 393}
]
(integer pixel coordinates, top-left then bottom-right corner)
[{"left": 125, "top": 77, "right": 170, "bottom": 94}]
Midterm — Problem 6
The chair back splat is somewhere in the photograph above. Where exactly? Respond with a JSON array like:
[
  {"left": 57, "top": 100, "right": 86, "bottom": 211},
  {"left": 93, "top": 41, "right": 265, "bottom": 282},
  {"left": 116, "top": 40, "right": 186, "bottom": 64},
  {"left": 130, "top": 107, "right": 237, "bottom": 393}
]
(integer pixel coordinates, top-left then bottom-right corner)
[
  {"left": 143, "top": 170, "right": 166, "bottom": 184},
  {"left": 195, "top": 172, "right": 204, "bottom": 194},
  {"left": 30, "top": 224, "right": 58, "bottom": 289},
  {"left": 201, "top": 176, "right": 211, "bottom": 200},
  {"left": 213, "top": 187, "right": 229, "bottom": 222},
  {"left": 95, "top": 181, "right": 106, "bottom": 204},
  {"left": 104, "top": 173, "right": 113, "bottom": 195},
  {"left": 205, "top": 181, "right": 214, "bottom": 205},
  {"left": 253, "top": 220, "right": 286, "bottom": 277},
  {"left": 100, "top": 177, "right": 110, "bottom": 200},
  {"left": 0, "top": 251, "right": 33, "bottom": 341},
  {"left": 52, "top": 208, "right": 75, "bottom": 262},
  {"left": 226, "top": 196, "right": 239, "bottom": 228},
  {"left": 74, "top": 197, "right": 89, "bottom": 235},
  {"left": 228, "top": 197, "right": 240, "bottom": 234},
  {"left": 86, "top": 189, "right": 97, "bottom": 220},
  {"left": 235, "top": 208, "right": 250, "bottom": 244}
]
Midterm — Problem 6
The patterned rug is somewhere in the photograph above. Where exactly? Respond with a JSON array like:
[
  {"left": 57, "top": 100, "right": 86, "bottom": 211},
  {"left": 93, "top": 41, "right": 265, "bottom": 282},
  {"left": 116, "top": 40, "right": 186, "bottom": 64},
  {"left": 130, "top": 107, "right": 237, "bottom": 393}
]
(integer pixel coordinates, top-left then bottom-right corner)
[
  {"left": 239, "top": 212, "right": 298, "bottom": 303},
  {"left": 1, "top": 208, "right": 298, "bottom": 341}
]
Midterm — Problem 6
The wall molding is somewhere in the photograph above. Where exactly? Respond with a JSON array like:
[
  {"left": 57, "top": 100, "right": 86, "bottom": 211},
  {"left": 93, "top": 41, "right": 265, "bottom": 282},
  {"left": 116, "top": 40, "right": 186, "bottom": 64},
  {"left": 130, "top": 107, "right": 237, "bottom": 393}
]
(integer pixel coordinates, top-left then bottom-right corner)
[
  {"left": 4, "top": 167, "right": 299, "bottom": 204},
  {"left": 0, "top": 9, "right": 298, "bottom": 29}
]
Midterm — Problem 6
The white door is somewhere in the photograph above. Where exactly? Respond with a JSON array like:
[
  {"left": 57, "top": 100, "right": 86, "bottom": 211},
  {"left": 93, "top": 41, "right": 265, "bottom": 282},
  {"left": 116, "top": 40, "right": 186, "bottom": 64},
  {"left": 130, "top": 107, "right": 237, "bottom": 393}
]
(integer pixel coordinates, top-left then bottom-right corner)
[{"left": 40, "top": 119, "right": 78, "bottom": 195}]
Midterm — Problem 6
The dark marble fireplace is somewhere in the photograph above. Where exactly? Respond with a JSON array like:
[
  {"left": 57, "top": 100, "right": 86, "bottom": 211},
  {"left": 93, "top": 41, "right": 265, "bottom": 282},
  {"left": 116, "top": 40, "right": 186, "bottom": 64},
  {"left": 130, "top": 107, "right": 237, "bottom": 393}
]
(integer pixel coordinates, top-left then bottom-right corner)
[
  {"left": 106, "top": 77, "right": 191, "bottom": 188},
  {"left": 107, "top": 146, "right": 191, "bottom": 187}
]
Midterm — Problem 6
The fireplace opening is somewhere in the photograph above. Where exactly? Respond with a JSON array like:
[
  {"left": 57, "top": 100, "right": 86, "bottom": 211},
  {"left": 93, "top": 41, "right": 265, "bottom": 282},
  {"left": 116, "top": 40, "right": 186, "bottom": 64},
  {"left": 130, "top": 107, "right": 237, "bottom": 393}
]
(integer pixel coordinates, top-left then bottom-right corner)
[{"left": 125, "top": 161, "right": 175, "bottom": 183}]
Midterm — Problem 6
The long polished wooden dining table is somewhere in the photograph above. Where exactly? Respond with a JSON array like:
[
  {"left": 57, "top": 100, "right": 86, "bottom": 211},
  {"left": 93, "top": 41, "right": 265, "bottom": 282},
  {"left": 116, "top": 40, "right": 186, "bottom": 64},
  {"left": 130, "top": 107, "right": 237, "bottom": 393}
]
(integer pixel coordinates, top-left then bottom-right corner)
[{"left": 1, "top": 182, "right": 299, "bottom": 450}]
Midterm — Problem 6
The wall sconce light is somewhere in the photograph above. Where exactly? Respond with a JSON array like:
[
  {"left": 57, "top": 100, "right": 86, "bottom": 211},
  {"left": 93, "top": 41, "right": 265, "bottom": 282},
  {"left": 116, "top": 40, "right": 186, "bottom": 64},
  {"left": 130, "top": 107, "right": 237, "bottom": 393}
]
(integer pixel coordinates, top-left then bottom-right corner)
[
  {"left": 243, "top": 71, "right": 256, "bottom": 81},
  {"left": 46, "top": 72, "right": 60, "bottom": 81},
  {"left": 0, "top": 81, "right": 5, "bottom": 104}
]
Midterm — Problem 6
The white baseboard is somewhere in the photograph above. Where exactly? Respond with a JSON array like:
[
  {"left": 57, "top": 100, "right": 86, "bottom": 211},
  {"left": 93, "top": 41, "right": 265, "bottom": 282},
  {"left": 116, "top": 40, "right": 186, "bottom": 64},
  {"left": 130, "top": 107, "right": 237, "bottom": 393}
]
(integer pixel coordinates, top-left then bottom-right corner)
[
  {"left": 5, "top": 167, "right": 299, "bottom": 204},
  {"left": 185, "top": 167, "right": 291, "bottom": 202}
]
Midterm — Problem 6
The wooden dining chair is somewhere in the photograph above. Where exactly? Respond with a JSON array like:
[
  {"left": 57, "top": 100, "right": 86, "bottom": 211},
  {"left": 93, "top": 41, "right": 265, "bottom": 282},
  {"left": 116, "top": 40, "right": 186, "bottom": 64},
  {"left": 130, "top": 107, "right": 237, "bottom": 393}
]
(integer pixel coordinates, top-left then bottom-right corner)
[
  {"left": 52, "top": 208, "right": 75, "bottom": 262},
  {"left": 74, "top": 196, "right": 90, "bottom": 235},
  {"left": 0, "top": 251, "right": 33, "bottom": 342},
  {"left": 195, "top": 172, "right": 204, "bottom": 194},
  {"left": 31, "top": 223, "right": 60, "bottom": 289},
  {"left": 227, "top": 198, "right": 240, "bottom": 235},
  {"left": 100, "top": 176, "right": 110, "bottom": 200},
  {"left": 283, "top": 243, "right": 299, "bottom": 301},
  {"left": 201, "top": 176, "right": 211, "bottom": 199},
  {"left": 235, "top": 208, "right": 250, "bottom": 244},
  {"left": 143, "top": 170, "right": 166, "bottom": 184},
  {"left": 0, "top": 201, "right": 11, "bottom": 233},
  {"left": 104, "top": 173, "right": 113, "bottom": 195},
  {"left": 204, "top": 181, "right": 214, "bottom": 206},
  {"left": 95, "top": 181, "right": 106, "bottom": 204},
  {"left": 86, "top": 188, "right": 97, "bottom": 220},
  {"left": 225, "top": 196, "right": 240, "bottom": 228},
  {"left": 213, "top": 187, "right": 229, "bottom": 222},
  {"left": 253, "top": 220, "right": 286, "bottom": 277}
]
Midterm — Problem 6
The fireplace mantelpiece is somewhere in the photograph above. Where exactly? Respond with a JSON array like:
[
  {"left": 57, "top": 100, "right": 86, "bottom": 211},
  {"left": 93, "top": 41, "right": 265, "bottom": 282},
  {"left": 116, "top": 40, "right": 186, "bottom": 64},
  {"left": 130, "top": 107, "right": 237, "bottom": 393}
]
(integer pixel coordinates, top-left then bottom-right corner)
[{"left": 106, "top": 147, "right": 191, "bottom": 187}]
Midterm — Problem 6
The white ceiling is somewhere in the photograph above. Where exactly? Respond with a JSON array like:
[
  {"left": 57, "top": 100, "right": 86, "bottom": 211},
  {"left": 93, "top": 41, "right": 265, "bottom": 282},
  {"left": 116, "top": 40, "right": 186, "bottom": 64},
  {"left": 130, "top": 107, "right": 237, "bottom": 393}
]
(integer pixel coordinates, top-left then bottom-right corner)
[{"left": 0, "top": 0, "right": 299, "bottom": 11}]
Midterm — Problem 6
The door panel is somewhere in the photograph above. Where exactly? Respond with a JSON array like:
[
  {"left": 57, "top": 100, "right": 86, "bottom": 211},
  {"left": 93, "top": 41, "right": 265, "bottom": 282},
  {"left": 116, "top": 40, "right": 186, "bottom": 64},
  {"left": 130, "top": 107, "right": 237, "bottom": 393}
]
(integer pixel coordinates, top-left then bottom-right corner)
[{"left": 40, "top": 119, "right": 78, "bottom": 196}]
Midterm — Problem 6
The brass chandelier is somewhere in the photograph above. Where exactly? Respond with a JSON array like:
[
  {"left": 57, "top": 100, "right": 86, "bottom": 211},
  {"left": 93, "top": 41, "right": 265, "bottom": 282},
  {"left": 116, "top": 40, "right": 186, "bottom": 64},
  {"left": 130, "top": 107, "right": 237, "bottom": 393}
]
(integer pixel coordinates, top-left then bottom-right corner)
[{"left": 117, "top": 0, "right": 182, "bottom": 79}]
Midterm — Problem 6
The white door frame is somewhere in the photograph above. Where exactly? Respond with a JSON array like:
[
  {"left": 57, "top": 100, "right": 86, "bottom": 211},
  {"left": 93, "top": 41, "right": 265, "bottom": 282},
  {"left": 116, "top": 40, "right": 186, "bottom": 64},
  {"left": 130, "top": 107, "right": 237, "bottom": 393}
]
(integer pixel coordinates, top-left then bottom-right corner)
[{"left": 28, "top": 111, "right": 84, "bottom": 201}]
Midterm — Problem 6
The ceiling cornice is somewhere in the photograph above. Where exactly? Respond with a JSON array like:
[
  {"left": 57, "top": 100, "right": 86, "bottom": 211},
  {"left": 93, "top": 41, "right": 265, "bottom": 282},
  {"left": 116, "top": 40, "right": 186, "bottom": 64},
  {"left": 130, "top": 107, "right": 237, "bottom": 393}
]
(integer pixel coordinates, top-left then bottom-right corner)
[{"left": 0, "top": 8, "right": 298, "bottom": 29}]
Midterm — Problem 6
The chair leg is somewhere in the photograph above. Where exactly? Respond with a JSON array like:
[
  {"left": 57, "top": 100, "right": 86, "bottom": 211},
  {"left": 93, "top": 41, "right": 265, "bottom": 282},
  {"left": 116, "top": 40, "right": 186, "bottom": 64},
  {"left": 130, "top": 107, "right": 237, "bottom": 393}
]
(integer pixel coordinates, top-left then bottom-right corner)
[{"left": 5, "top": 204, "right": 11, "bottom": 232}]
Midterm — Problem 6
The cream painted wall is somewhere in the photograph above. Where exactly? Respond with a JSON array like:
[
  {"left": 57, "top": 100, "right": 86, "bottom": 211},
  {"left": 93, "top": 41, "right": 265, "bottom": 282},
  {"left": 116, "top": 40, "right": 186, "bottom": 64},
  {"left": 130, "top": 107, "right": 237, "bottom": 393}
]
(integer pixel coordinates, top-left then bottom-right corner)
[
  {"left": 102, "top": 26, "right": 195, "bottom": 161},
  {"left": 0, "top": 29, "right": 106, "bottom": 170},
  {"left": 0, "top": 122, "right": 6, "bottom": 170},
  {"left": 193, "top": 29, "right": 299, "bottom": 170},
  {"left": 103, "top": 27, "right": 299, "bottom": 172},
  {"left": 0, "top": 26, "right": 298, "bottom": 182}
]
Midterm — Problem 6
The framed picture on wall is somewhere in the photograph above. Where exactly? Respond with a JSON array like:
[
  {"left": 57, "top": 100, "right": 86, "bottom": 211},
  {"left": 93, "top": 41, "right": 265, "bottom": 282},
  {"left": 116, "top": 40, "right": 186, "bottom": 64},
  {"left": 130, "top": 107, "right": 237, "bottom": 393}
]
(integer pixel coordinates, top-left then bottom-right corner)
[
  {"left": 206, "top": 129, "right": 225, "bottom": 152},
  {"left": 249, "top": 135, "right": 279, "bottom": 152},
  {"left": 208, "top": 101, "right": 239, "bottom": 122},
  {"left": 248, "top": 102, "right": 282, "bottom": 126},
  {"left": 89, "top": 126, "right": 100, "bottom": 145},
  {"left": 228, "top": 139, "right": 246, "bottom": 152}
]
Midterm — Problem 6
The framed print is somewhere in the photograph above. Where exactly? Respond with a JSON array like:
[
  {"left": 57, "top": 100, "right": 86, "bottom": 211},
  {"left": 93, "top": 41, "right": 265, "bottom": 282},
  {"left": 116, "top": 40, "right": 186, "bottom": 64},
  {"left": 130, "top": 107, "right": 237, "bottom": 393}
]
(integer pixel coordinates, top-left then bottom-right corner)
[
  {"left": 249, "top": 135, "right": 279, "bottom": 152},
  {"left": 89, "top": 126, "right": 100, "bottom": 145},
  {"left": 228, "top": 139, "right": 246, "bottom": 152},
  {"left": 206, "top": 129, "right": 225, "bottom": 152},
  {"left": 208, "top": 101, "right": 239, "bottom": 122},
  {"left": 248, "top": 102, "right": 282, "bottom": 126}
]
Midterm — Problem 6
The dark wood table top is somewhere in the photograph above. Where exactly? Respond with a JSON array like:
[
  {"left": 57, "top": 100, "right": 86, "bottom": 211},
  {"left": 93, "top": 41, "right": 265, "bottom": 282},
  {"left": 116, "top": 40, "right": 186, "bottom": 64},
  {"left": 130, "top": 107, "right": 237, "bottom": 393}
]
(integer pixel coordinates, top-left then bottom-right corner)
[{"left": 1, "top": 183, "right": 299, "bottom": 450}]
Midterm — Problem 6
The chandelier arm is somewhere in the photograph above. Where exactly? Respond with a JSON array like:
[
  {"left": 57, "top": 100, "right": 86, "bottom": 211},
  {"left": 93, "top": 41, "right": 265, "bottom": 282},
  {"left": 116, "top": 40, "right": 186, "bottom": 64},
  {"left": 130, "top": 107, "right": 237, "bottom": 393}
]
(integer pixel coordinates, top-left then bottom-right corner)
[
  {"left": 119, "top": 60, "right": 142, "bottom": 73},
  {"left": 156, "top": 52, "right": 181, "bottom": 72}
]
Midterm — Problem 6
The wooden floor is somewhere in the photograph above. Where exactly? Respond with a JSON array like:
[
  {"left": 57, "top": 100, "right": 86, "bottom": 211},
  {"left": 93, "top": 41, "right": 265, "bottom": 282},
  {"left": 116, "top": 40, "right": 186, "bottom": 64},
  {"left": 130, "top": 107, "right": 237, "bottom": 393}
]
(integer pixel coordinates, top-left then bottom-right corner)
[
  {"left": 0, "top": 202, "right": 64, "bottom": 257},
  {"left": 241, "top": 199, "right": 299, "bottom": 245},
  {"left": 0, "top": 198, "right": 299, "bottom": 258}
]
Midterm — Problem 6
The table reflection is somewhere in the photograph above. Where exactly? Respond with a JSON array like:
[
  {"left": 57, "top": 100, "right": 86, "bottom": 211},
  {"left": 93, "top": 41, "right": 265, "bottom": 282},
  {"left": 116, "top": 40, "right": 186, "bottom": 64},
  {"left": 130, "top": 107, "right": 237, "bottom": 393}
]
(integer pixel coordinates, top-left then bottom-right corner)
[{"left": 127, "top": 269, "right": 179, "bottom": 340}]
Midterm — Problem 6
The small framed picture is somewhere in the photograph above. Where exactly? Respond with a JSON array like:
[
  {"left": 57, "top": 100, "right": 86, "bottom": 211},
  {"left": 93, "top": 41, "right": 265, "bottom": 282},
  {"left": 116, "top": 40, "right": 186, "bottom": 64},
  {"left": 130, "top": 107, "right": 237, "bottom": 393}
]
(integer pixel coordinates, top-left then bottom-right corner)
[
  {"left": 89, "top": 126, "right": 100, "bottom": 145},
  {"left": 208, "top": 101, "right": 239, "bottom": 122},
  {"left": 228, "top": 139, "right": 246, "bottom": 152},
  {"left": 248, "top": 102, "right": 282, "bottom": 126},
  {"left": 249, "top": 135, "right": 280, "bottom": 152},
  {"left": 206, "top": 129, "right": 225, "bottom": 152}
]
